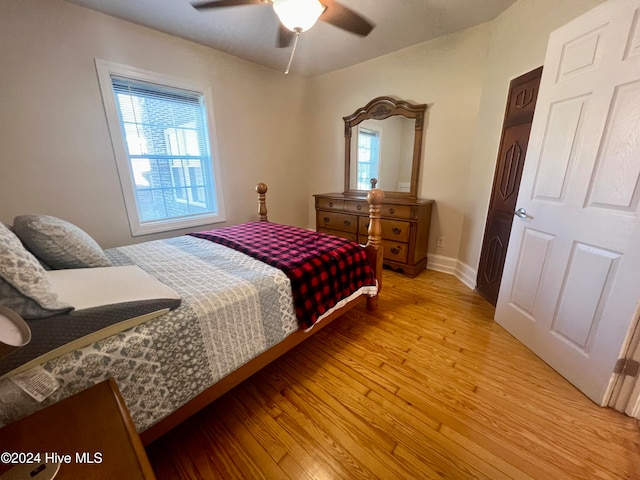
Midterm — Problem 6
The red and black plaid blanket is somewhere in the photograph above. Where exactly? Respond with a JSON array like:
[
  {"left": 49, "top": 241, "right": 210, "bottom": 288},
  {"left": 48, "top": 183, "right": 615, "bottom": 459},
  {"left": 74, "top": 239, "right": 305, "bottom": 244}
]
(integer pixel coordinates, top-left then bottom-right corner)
[{"left": 189, "top": 222, "right": 375, "bottom": 329}]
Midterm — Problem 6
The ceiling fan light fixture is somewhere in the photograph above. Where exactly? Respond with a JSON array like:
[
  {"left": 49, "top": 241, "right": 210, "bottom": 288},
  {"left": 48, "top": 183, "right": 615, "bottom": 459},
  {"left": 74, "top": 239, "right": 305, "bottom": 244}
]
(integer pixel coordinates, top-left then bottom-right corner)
[{"left": 273, "top": 0, "right": 324, "bottom": 32}]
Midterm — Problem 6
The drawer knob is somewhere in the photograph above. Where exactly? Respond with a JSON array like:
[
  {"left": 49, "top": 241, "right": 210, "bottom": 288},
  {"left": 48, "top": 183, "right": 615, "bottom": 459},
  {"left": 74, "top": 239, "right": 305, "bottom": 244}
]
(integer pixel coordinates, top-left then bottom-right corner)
[
  {"left": 344, "top": 220, "right": 351, "bottom": 226},
  {"left": 357, "top": 205, "right": 362, "bottom": 211},
  {"left": 391, "top": 247, "right": 401, "bottom": 255},
  {"left": 323, "top": 217, "right": 330, "bottom": 223},
  {"left": 392, "top": 227, "right": 402, "bottom": 235},
  {"left": 329, "top": 202, "right": 334, "bottom": 207},
  {"left": 389, "top": 208, "right": 395, "bottom": 215}
]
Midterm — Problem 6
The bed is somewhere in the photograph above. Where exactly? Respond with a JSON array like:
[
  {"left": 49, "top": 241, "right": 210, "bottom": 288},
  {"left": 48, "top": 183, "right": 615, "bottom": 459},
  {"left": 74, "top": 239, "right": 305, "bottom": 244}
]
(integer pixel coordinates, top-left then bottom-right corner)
[{"left": 0, "top": 183, "right": 384, "bottom": 444}]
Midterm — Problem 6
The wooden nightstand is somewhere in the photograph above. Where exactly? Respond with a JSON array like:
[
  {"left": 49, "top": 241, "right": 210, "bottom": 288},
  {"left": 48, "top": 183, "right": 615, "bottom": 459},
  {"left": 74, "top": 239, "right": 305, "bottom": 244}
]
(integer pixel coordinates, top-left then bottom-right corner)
[{"left": 0, "top": 378, "right": 155, "bottom": 479}]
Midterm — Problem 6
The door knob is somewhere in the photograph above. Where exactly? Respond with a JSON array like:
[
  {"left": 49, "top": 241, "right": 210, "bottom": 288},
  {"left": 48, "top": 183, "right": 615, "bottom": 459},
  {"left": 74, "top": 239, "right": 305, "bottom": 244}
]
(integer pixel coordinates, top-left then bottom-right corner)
[{"left": 514, "top": 207, "right": 528, "bottom": 219}]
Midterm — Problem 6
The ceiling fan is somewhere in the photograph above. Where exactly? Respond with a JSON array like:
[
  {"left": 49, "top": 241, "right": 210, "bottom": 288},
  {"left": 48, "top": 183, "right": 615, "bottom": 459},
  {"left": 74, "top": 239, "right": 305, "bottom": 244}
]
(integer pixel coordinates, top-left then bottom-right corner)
[{"left": 192, "top": 0, "right": 375, "bottom": 74}]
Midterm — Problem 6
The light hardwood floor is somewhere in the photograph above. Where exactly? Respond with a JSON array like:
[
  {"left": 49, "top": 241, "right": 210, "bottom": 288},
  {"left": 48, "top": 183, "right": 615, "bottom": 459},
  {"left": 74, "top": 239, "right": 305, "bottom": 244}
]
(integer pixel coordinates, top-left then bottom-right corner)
[{"left": 146, "top": 270, "right": 640, "bottom": 479}]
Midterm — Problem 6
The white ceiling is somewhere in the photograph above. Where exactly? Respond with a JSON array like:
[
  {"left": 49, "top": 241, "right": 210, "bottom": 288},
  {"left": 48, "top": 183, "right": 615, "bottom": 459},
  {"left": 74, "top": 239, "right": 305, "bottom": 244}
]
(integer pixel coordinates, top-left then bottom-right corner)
[{"left": 65, "top": 0, "right": 517, "bottom": 77}]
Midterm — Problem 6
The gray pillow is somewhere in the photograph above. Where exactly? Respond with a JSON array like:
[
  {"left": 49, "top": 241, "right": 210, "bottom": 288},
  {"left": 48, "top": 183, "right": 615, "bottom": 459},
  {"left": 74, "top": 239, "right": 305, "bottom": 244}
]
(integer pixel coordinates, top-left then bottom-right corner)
[
  {"left": 13, "top": 215, "right": 111, "bottom": 269},
  {"left": 0, "top": 223, "right": 73, "bottom": 319}
]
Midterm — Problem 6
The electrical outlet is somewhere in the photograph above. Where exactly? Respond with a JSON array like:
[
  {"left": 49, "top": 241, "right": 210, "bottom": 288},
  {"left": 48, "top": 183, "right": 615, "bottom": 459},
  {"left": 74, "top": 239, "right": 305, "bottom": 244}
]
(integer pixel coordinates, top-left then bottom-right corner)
[{"left": 437, "top": 236, "right": 445, "bottom": 248}]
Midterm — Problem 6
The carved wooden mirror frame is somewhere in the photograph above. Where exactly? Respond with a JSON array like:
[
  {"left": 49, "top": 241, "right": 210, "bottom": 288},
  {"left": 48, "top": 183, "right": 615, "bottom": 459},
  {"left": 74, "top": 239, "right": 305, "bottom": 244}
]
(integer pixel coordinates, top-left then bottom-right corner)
[{"left": 343, "top": 96, "right": 427, "bottom": 200}]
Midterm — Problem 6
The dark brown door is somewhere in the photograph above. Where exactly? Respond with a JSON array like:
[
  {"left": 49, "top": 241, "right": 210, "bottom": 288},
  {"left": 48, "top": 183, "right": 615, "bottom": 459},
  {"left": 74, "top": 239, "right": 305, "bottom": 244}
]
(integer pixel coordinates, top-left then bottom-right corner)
[{"left": 476, "top": 66, "right": 543, "bottom": 306}]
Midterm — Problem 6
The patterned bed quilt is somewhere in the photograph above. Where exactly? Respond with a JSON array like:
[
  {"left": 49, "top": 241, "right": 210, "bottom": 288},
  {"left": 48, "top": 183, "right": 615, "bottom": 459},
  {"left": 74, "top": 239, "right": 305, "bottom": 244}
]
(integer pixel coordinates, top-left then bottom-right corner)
[{"left": 0, "top": 231, "right": 376, "bottom": 433}]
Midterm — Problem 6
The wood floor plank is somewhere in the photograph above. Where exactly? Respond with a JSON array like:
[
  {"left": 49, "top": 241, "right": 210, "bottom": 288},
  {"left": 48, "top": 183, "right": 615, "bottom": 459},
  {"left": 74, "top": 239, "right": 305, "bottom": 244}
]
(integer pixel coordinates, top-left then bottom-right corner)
[
  {"left": 437, "top": 424, "right": 535, "bottom": 480},
  {"left": 149, "top": 438, "right": 221, "bottom": 480},
  {"left": 394, "top": 386, "right": 568, "bottom": 479},
  {"left": 286, "top": 345, "right": 371, "bottom": 397},
  {"left": 216, "top": 393, "right": 287, "bottom": 464},
  {"left": 365, "top": 387, "right": 558, "bottom": 479},
  {"left": 250, "top": 371, "right": 375, "bottom": 479},
  {"left": 267, "top": 365, "right": 419, "bottom": 479},
  {"left": 278, "top": 382, "right": 403, "bottom": 479},
  {"left": 450, "top": 346, "right": 593, "bottom": 403},
  {"left": 191, "top": 420, "right": 247, "bottom": 479},
  {"left": 147, "top": 270, "right": 640, "bottom": 479},
  {"left": 302, "top": 340, "right": 396, "bottom": 396},
  {"left": 311, "top": 333, "right": 400, "bottom": 393},
  {"left": 291, "top": 350, "right": 517, "bottom": 479},
  {"left": 392, "top": 441, "right": 505, "bottom": 480},
  {"left": 276, "top": 454, "right": 315, "bottom": 480},
  {"left": 214, "top": 398, "right": 290, "bottom": 479},
  {"left": 470, "top": 386, "right": 635, "bottom": 477},
  {"left": 274, "top": 412, "right": 371, "bottom": 479},
  {"left": 390, "top": 367, "right": 621, "bottom": 480},
  {"left": 340, "top": 317, "right": 462, "bottom": 368},
  {"left": 202, "top": 414, "right": 270, "bottom": 479},
  {"left": 230, "top": 387, "right": 337, "bottom": 480},
  {"left": 276, "top": 353, "right": 398, "bottom": 454}
]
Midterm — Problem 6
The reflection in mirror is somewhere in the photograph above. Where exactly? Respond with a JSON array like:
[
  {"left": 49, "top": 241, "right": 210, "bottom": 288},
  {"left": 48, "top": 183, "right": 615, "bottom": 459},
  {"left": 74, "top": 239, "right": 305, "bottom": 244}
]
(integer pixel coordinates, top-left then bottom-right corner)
[
  {"left": 344, "top": 96, "right": 427, "bottom": 199},
  {"left": 349, "top": 117, "right": 416, "bottom": 191}
]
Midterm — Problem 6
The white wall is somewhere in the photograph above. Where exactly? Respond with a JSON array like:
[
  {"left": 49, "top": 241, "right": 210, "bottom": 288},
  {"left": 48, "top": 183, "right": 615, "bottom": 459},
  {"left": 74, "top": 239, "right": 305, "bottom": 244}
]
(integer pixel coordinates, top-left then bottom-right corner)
[{"left": 0, "top": 0, "right": 308, "bottom": 248}]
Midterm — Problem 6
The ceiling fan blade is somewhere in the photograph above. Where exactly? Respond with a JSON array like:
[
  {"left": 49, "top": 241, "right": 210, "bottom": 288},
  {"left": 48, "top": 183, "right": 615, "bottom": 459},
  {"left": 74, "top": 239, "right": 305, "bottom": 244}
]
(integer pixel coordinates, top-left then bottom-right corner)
[
  {"left": 277, "top": 24, "right": 295, "bottom": 48},
  {"left": 319, "top": 0, "right": 374, "bottom": 37},
  {"left": 192, "top": 0, "right": 265, "bottom": 11}
]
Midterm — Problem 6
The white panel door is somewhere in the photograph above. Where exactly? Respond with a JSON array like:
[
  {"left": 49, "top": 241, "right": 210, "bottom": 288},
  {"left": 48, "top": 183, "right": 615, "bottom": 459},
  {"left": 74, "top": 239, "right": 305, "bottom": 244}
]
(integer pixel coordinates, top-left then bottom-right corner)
[{"left": 495, "top": 0, "right": 640, "bottom": 405}]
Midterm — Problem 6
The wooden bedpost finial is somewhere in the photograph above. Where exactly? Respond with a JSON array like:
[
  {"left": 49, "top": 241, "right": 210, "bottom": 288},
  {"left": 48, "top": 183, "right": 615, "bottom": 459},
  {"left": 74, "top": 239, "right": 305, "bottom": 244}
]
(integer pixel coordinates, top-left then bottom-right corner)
[
  {"left": 256, "top": 183, "right": 268, "bottom": 221},
  {"left": 367, "top": 188, "right": 384, "bottom": 207},
  {"left": 256, "top": 183, "right": 268, "bottom": 195}
]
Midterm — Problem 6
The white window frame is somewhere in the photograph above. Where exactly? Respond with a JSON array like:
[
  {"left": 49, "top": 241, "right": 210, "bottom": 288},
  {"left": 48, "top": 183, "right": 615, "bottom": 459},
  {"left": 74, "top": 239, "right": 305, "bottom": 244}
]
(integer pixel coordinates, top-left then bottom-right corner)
[{"left": 95, "top": 59, "right": 226, "bottom": 236}]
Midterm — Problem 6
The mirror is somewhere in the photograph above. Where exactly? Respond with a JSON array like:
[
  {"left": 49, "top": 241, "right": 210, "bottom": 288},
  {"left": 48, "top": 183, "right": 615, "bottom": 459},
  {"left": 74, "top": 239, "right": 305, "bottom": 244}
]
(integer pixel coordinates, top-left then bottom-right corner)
[{"left": 344, "top": 96, "right": 427, "bottom": 200}]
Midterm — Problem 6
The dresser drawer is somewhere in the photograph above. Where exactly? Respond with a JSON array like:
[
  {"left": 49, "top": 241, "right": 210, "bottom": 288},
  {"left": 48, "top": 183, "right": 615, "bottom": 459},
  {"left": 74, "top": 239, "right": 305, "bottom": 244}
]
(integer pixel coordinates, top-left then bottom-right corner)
[
  {"left": 318, "top": 227, "right": 357, "bottom": 242},
  {"left": 383, "top": 242, "right": 409, "bottom": 264},
  {"left": 316, "top": 198, "right": 344, "bottom": 211},
  {"left": 358, "top": 217, "right": 372, "bottom": 236},
  {"left": 382, "top": 219, "right": 411, "bottom": 242},
  {"left": 317, "top": 211, "right": 357, "bottom": 233},
  {"left": 344, "top": 200, "right": 369, "bottom": 214},
  {"left": 359, "top": 218, "right": 411, "bottom": 243},
  {"left": 381, "top": 204, "right": 412, "bottom": 219}
]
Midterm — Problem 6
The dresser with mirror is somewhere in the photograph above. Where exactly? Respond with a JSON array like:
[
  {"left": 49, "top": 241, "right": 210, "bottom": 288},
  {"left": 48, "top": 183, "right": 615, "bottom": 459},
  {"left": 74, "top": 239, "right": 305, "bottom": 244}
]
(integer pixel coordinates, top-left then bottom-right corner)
[{"left": 315, "top": 96, "right": 434, "bottom": 278}]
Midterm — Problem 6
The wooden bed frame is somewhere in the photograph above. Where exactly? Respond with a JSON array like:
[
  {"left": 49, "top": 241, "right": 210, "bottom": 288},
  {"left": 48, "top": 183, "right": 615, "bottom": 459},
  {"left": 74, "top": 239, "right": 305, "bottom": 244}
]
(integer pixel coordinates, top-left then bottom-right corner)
[{"left": 140, "top": 183, "right": 384, "bottom": 445}]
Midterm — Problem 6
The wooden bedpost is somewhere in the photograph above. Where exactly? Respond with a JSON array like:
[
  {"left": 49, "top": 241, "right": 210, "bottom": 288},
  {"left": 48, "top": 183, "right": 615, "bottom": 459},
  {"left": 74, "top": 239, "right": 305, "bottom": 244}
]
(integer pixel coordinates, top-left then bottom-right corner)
[
  {"left": 365, "top": 187, "right": 384, "bottom": 311},
  {"left": 256, "top": 183, "right": 268, "bottom": 221}
]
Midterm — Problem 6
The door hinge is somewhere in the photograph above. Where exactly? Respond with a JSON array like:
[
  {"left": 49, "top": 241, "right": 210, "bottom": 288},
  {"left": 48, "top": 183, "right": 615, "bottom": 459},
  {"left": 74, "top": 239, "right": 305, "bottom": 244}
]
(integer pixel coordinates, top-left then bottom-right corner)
[{"left": 614, "top": 358, "right": 640, "bottom": 378}]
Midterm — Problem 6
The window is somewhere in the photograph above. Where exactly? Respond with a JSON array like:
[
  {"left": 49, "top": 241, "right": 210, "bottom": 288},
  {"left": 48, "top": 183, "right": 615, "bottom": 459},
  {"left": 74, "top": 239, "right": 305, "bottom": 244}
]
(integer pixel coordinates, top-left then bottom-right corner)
[
  {"left": 96, "top": 60, "right": 225, "bottom": 235},
  {"left": 356, "top": 127, "right": 380, "bottom": 190}
]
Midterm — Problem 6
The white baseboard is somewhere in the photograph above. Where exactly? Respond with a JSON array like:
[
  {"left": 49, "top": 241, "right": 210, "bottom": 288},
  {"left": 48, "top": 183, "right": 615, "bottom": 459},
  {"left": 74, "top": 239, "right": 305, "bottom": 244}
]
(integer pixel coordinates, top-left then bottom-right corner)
[
  {"left": 455, "top": 260, "right": 477, "bottom": 290},
  {"left": 427, "top": 254, "right": 477, "bottom": 291},
  {"left": 427, "top": 254, "right": 457, "bottom": 275}
]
